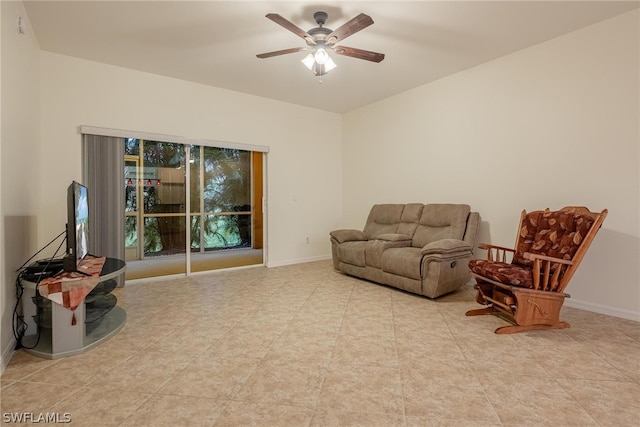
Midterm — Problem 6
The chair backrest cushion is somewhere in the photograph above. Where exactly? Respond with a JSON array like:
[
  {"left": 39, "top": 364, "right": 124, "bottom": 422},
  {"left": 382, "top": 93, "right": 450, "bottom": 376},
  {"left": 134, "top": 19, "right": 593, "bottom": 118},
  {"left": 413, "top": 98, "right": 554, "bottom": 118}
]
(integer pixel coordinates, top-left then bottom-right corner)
[
  {"left": 363, "top": 204, "right": 405, "bottom": 239},
  {"left": 411, "top": 204, "right": 471, "bottom": 248},
  {"left": 513, "top": 209, "right": 595, "bottom": 267}
]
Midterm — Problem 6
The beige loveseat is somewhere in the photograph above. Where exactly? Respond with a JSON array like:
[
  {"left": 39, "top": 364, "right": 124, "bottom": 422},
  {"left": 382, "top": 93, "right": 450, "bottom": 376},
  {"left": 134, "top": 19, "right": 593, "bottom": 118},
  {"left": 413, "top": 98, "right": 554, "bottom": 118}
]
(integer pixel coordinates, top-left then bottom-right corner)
[{"left": 330, "top": 204, "right": 479, "bottom": 298}]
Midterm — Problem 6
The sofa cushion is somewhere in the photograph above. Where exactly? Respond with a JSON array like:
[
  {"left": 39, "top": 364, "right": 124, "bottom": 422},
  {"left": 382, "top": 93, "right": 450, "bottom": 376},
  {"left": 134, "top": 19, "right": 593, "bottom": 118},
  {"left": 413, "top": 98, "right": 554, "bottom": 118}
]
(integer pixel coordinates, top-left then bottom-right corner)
[
  {"left": 421, "top": 239, "right": 471, "bottom": 255},
  {"left": 337, "top": 241, "right": 367, "bottom": 267},
  {"left": 397, "top": 203, "right": 424, "bottom": 237},
  {"left": 469, "top": 259, "right": 533, "bottom": 288},
  {"left": 362, "top": 204, "right": 404, "bottom": 239},
  {"left": 381, "top": 247, "right": 423, "bottom": 280},
  {"left": 412, "top": 204, "right": 471, "bottom": 248},
  {"left": 365, "top": 239, "right": 411, "bottom": 269}
]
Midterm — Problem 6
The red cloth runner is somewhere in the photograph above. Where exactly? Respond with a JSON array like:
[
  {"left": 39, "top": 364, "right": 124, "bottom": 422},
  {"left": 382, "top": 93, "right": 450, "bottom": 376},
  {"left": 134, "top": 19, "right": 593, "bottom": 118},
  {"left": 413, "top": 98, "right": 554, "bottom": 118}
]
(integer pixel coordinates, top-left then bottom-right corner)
[{"left": 38, "top": 256, "right": 106, "bottom": 324}]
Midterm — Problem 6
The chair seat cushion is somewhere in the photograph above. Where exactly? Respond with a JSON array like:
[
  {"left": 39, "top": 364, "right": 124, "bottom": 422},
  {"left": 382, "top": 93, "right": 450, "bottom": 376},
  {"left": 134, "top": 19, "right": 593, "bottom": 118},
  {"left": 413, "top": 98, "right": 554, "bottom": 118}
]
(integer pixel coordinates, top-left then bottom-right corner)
[{"left": 468, "top": 259, "right": 533, "bottom": 288}]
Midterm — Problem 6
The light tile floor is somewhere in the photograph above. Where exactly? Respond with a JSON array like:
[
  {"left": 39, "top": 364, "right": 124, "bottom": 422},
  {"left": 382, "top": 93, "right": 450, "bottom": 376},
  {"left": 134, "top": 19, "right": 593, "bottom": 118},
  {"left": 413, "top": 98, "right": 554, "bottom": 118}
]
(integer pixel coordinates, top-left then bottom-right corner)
[{"left": 2, "top": 260, "right": 639, "bottom": 426}]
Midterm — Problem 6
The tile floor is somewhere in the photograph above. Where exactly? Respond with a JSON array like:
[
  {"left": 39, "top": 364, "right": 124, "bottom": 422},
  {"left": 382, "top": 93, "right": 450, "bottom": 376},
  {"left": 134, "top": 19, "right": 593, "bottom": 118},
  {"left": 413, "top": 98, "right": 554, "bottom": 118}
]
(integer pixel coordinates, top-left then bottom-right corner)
[{"left": 2, "top": 260, "right": 639, "bottom": 426}]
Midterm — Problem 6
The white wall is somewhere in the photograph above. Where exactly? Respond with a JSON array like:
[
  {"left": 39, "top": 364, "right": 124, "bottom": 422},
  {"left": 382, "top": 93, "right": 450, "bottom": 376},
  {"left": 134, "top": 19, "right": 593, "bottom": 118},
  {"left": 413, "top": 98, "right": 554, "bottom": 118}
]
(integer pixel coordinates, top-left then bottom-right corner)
[
  {"left": 1, "top": 1, "right": 42, "bottom": 370},
  {"left": 38, "top": 52, "right": 343, "bottom": 267},
  {"left": 343, "top": 10, "right": 640, "bottom": 320}
]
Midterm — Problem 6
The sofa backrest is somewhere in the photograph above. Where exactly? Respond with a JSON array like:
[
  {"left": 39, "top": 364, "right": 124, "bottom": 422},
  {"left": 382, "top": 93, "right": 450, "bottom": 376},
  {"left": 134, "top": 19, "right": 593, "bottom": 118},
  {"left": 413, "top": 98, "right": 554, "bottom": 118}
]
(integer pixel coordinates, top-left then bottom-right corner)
[
  {"left": 363, "top": 204, "right": 405, "bottom": 239},
  {"left": 397, "top": 203, "right": 424, "bottom": 237},
  {"left": 411, "top": 204, "right": 471, "bottom": 248},
  {"left": 463, "top": 211, "right": 480, "bottom": 247}
]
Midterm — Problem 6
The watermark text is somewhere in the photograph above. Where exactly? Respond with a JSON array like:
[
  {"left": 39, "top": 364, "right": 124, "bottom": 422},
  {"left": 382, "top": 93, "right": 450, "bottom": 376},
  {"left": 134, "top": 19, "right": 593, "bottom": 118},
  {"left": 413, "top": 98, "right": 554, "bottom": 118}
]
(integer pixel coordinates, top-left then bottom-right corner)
[{"left": 3, "top": 412, "right": 71, "bottom": 424}]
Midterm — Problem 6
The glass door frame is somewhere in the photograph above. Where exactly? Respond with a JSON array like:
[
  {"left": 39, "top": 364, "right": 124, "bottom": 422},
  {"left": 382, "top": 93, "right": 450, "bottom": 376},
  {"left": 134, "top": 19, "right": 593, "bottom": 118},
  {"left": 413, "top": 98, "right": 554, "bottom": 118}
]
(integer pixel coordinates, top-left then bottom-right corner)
[
  {"left": 124, "top": 156, "right": 142, "bottom": 261},
  {"left": 185, "top": 145, "right": 192, "bottom": 275}
]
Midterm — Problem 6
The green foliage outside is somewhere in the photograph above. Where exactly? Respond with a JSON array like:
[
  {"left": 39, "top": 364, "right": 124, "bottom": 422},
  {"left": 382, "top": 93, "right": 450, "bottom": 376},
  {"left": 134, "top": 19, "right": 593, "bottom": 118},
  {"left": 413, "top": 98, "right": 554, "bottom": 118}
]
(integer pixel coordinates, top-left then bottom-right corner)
[{"left": 124, "top": 139, "right": 252, "bottom": 257}]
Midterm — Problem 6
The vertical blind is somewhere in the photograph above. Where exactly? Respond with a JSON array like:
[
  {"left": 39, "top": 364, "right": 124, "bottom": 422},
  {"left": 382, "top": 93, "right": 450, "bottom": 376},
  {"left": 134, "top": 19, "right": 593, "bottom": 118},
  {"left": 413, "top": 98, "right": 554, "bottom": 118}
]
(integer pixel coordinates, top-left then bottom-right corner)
[{"left": 81, "top": 134, "right": 125, "bottom": 286}]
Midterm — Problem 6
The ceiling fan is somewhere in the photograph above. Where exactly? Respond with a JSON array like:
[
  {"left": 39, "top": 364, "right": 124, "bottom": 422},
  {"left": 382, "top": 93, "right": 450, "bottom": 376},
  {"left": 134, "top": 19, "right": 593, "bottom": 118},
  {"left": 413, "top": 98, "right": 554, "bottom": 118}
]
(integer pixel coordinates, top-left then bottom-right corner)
[{"left": 257, "top": 11, "right": 385, "bottom": 76}]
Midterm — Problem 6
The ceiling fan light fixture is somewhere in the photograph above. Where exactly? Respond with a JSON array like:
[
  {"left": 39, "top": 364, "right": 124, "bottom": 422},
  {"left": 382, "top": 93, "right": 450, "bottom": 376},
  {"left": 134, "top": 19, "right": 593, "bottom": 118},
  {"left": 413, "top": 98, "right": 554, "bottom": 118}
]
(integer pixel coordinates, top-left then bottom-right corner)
[
  {"left": 301, "top": 53, "right": 315, "bottom": 69},
  {"left": 323, "top": 55, "right": 337, "bottom": 72},
  {"left": 314, "top": 47, "right": 329, "bottom": 64},
  {"left": 301, "top": 48, "right": 337, "bottom": 76}
]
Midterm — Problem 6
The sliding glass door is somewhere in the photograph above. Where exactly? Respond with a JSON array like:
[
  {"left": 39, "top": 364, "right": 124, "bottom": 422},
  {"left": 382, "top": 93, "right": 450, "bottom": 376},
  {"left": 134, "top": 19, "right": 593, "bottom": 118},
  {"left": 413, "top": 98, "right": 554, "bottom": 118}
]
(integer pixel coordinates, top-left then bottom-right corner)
[
  {"left": 193, "top": 146, "right": 251, "bottom": 249},
  {"left": 124, "top": 138, "right": 264, "bottom": 279}
]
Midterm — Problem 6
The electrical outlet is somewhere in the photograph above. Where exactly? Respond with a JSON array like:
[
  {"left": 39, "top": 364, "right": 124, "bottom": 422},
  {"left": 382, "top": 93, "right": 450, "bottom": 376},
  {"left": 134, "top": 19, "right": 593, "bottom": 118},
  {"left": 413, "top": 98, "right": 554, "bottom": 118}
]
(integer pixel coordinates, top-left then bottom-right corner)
[
  {"left": 17, "top": 16, "right": 26, "bottom": 35},
  {"left": 306, "top": 237, "right": 310, "bottom": 244}
]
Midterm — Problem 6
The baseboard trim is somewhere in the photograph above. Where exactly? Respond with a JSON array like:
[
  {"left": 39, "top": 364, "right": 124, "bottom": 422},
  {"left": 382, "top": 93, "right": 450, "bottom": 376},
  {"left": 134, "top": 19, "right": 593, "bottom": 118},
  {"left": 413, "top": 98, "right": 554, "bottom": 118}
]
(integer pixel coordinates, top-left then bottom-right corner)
[
  {"left": 564, "top": 299, "right": 640, "bottom": 322},
  {"left": 266, "top": 255, "right": 331, "bottom": 268},
  {"left": 125, "top": 256, "right": 333, "bottom": 283},
  {"left": 1, "top": 338, "right": 17, "bottom": 376}
]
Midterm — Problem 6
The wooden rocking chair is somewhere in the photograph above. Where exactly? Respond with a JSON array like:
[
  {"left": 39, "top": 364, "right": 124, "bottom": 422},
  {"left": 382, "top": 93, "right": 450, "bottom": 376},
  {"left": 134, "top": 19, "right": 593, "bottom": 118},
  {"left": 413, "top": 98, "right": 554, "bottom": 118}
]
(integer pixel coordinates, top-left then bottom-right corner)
[{"left": 465, "top": 206, "right": 607, "bottom": 334}]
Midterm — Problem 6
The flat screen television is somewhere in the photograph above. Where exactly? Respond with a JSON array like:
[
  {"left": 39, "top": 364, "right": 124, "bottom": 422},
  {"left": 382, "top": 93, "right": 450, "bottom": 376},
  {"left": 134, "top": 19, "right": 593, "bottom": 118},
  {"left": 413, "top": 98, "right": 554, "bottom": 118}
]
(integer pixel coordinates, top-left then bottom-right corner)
[{"left": 64, "top": 181, "right": 89, "bottom": 272}]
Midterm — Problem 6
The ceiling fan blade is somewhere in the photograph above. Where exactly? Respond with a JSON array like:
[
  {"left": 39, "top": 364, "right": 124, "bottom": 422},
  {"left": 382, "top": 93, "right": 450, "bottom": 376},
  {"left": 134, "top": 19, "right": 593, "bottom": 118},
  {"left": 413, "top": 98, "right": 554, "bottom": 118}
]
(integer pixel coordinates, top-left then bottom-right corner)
[
  {"left": 256, "top": 47, "right": 307, "bottom": 59},
  {"left": 266, "top": 13, "right": 315, "bottom": 45},
  {"left": 326, "top": 13, "right": 374, "bottom": 45},
  {"left": 333, "top": 46, "right": 385, "bottom": 63}
]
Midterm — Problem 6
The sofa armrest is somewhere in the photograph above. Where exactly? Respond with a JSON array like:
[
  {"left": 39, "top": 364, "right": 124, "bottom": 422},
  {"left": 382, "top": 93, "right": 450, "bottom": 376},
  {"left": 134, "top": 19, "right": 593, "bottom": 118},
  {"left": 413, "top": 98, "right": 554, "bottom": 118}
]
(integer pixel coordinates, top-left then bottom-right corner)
[
  {"left": 421, "top": 239, "right": 472, "bottom": 256},
  {"left": 330, "top": 229, "right": 367, "bottom": 243},
  {"left": 374, "top": 233, "right": 412, "bottom": 242}
]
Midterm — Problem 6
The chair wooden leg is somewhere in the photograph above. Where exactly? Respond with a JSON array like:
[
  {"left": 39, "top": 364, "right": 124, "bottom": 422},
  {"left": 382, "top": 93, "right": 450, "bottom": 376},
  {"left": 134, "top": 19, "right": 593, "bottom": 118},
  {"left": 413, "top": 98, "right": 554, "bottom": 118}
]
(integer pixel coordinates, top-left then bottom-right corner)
[
  {"left": 495, "top": 322, "right": 570, "bottom": 334},
  {"left": 465, "top": 307, "right": 498, "bottom": 317}
]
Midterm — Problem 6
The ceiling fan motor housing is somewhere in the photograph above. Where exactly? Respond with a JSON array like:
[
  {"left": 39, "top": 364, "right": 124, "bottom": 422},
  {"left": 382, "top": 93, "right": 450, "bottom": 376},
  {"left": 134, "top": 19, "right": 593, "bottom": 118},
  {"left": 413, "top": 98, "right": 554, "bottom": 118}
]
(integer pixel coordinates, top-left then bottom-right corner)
[
  {"left": 308, "top": 27, "right": 331, "bottom": 43},
  {"left": 314, "top": 11, "right": 328, "bottom": 26},
  {"left": 307, "top": 12, "right": 332, "bottom": 44}
]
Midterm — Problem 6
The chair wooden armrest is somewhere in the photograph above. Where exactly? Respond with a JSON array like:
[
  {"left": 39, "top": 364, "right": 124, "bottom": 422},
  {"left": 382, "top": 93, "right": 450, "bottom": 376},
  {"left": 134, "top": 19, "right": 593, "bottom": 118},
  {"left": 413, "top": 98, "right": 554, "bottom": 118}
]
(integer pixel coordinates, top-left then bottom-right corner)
[
  {"left": 477, "top": 243, "right": 515, "bottom": 263},
  {"left": 523, "top": 252, "right": 574, "bottom": 292}
]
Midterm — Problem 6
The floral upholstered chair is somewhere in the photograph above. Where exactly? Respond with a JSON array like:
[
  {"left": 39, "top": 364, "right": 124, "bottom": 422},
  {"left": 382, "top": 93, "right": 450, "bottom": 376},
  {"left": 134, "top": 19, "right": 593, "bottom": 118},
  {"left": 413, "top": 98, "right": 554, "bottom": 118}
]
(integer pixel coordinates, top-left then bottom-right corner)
[{"left": 466, "top": 206, "right": 607, "bottom": 334}]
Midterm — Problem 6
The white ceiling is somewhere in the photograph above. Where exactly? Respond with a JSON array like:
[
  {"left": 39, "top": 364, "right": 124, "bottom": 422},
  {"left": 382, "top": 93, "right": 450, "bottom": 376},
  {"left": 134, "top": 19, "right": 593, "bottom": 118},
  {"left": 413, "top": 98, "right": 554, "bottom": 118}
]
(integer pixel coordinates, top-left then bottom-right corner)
[{"left": 23, "top": 1, "right": 639, "bottom": 113}]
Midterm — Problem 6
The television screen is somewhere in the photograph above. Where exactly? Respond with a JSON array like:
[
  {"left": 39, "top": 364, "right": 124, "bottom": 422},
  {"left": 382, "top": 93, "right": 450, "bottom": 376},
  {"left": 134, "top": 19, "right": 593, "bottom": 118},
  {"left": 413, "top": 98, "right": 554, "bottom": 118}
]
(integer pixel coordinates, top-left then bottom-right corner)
[
  {"left": 75, "top": 183, "right": 89, "bottom": 260},
  {"left": 67, "top": 181, "right": 89, "bottom": 267}
]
